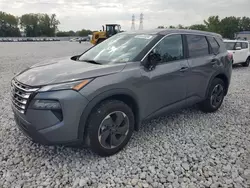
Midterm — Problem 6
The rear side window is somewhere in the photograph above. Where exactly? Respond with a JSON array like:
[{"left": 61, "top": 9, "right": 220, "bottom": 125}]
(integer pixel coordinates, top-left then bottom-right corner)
[
  {"left": 235, "top": 42, "right": 241, "bottom": 48},
  {"left": 187, "top": 35, "right": 209, "bottom": 58},
  {"left": 241, "top": 42, "right": 248, "bottom": 49},
  {"left": 224, "top": 42, "right": 235, "bottom": 50},
  {"left": 207, "top": 36, "right": 220, "bottom": 54}
]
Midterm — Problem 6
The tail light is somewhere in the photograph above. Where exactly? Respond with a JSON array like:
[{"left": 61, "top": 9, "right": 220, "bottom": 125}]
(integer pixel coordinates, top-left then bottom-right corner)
[{"left": 227, "top": 52, "right": 233, "bottom": 62}]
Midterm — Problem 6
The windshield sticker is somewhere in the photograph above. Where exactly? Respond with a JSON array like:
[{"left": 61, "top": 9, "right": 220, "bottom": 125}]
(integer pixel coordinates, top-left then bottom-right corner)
[{"left": 134, "top": 35, "right": 153, "bottom": 39}]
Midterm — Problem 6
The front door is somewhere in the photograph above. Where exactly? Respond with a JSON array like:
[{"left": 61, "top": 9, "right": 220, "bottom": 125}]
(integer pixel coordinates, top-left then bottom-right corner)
[{"left": 140, "top": 34, "right": 189, "bottom": 117}]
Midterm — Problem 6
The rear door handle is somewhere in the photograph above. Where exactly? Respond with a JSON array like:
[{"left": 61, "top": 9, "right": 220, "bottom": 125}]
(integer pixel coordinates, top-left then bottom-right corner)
[{"left": 179, "top": 67, "right": 189, "bottom": 72}]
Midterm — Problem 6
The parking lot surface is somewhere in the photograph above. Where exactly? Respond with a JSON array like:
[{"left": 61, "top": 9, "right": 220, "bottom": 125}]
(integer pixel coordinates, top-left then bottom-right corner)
[{"left": 0, "top": 42, "right": 250, "bottom": 188}]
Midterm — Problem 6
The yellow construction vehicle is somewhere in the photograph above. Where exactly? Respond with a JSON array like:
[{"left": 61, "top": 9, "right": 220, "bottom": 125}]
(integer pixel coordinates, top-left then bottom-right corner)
[{"left": 90, "top": 24, "right": 121, "bottom": 45}]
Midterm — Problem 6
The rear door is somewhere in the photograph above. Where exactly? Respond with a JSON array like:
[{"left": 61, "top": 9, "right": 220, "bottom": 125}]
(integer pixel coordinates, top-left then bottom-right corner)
[{"left": 185, "top": 34, "right": 221, "bottom": 101}]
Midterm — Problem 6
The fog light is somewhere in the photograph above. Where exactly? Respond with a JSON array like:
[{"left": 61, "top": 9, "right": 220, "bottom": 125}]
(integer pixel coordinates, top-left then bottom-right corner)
[{"left": 31, "top": 100, "right": 61, "bottom": 110}]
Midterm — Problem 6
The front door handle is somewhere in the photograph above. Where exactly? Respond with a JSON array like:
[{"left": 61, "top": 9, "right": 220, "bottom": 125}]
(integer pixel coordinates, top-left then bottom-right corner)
[{"left": 179, "top": 67, "right": 189, "bottom": 72}]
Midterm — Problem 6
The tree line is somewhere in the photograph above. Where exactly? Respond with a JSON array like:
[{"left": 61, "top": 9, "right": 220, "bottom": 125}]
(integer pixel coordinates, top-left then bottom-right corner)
[
  {"left": 2, "top": 11, "right": 250, "bottom": 39},
  {"left": 56, "top": 29, "right": 93, "bottom": 37},
  {"left": 0, "top": 11, "right": 93, "bottom": 37},
  {"left": 159, "top": 16, "right": 250, "bottom": 39}
]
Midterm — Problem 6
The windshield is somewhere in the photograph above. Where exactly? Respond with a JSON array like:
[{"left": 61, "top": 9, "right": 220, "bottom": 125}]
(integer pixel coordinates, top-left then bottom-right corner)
[
  {"left": 224, "top": 42, "right": 235, "bottom": 50},
  {"left": 79, "top": 33, "right": 157, "bottom": 64}
]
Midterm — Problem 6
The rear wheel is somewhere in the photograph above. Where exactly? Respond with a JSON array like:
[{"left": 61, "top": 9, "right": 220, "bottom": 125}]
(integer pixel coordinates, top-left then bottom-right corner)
[
  {"left": 199, "top": 78, "right": 226, "bottom": 113},
  {"left": 242, "top": 57, "right": 250, "bottom": 67},
  {"left": 86, "top": 100, "right": 134, "bottom": 156}
]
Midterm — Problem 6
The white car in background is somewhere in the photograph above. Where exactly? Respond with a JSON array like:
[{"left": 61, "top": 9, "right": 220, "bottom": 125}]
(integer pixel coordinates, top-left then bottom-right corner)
[
  {"left": 69, "top": 37, "right": 80, "bottom": 42},
  {"left": 224, "top": 39, "right": 250, "bottom": 67}
]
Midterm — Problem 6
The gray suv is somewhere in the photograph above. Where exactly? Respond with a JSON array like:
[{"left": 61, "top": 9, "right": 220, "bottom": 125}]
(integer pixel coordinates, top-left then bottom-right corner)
[{"left": 11, "top": 29, "right": 232, "bottom": 156}]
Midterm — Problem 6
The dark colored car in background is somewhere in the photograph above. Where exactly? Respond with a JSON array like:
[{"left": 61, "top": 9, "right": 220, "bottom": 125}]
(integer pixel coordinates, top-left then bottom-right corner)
[{"left": 11, "top": 29, "right": 232, "bottom": 156}]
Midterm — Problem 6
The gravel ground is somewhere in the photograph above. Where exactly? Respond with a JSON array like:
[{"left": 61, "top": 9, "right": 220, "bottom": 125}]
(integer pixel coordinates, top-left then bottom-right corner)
[{"left": 0, "top": 42, "right": 250, "bottom": 188}]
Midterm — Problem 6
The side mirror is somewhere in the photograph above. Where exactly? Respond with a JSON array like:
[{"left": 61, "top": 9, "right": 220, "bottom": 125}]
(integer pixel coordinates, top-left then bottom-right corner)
[
  {"left": 142, "top": 50, "right": 161, "bottom": 70},
  {"left": 235, "top": 46, "right": 241, "bottom": 50},
  {"left": 71, "top": 55, "right": 80, "bottom": 61}
]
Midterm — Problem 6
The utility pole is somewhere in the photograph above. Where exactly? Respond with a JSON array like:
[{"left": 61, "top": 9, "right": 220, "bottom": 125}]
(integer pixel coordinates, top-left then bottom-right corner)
[
  {"left": 139, "top": 13, "right": 143, "bottom": 30},
  {"left": 131, "top": 14, "right": 135, "bottom": 31}
]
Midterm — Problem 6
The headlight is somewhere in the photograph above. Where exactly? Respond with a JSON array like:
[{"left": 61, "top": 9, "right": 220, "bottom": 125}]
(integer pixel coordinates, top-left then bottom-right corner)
[
  {"left": 38, "top": 79, "right": 93, "bottom": 92},
  {"left": 30, "top": 100, "right": 61, "bottom": 110}
]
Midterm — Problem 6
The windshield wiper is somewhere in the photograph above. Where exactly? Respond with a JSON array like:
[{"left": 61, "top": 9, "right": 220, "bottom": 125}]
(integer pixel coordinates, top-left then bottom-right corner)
[{"left": 81, "top": 59, "right": 102, "bottom": 65}]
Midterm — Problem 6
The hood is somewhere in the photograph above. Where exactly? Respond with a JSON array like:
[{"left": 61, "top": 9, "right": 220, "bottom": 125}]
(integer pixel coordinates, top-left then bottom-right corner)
[{"left": 15, "top": 56, "right": 126, "bottom": 87}]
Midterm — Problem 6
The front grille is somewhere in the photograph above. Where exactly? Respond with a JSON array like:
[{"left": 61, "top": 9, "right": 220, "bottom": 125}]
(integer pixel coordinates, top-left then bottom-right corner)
[{"left": 11, "top": 79, "right": 39, "bottom": 114}]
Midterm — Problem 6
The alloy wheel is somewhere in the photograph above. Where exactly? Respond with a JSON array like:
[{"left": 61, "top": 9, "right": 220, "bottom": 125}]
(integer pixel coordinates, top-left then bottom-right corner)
[
  {"left": 210, "top": 84, "right": 224, "bottom": 108},
  {"left": 98, "top": 111, "right": 129, "bottom": 149}
]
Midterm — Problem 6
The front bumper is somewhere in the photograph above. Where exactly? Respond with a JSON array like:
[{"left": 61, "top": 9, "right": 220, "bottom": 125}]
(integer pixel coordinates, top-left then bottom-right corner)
[{"left": 12, "top": 90, "right": 89, "bottom": 146}]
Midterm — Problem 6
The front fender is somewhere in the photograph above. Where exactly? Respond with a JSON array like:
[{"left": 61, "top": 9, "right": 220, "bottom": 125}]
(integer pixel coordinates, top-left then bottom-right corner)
[{"left": 77, "top": 88, "right": 141, "bottom": 145}]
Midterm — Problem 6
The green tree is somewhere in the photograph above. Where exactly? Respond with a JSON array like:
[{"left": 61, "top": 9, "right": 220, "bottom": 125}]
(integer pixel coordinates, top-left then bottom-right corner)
[
  {"left": 20, "top": 13, "right": 40, "bottom": 37},
  {"left": 38, "top": 13, "right": 60, "bottom": 37},
  {"left": 56, "top": 31, "right": 70, "bottom": 37},
  {"left": 157, "top": 26, "right": 164, "bottom": 29},
  {"left": 204, "top": 16, "right": 221, "bottom": 33},
  {"left": 76, "top": 29, "right": 92, "bottom": 36},
  {"left": 0, "top": 11, "right": 20, "bottom": 37},
  {"left": 20, "top": 13, "right": 60, "bottom": 37},
  {"left": 177, "top": 24, "right": 185, "bottom": 29},
  {"left": 169, "top": 25, "right": 176, "bottom": 29},
  {"left": 189, "top": 24, "right": 207, "bottom": 31},
  {"left": 220, "top": 16, "right": 240, "bottom": 39},
  {"left": 68, "top": 30, "right": 76, "bottom": 36},
  {"left": 56, "top": 30, "right": 76, "bottom": 37},
  {"left": 239, "top": 16, "right": 250, "bottom": 31}
]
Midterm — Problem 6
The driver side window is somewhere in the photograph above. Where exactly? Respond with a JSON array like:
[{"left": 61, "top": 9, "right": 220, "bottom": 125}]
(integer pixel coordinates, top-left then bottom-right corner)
[{"left": 153, "top": 34, "right": 184, "bottom": 64}]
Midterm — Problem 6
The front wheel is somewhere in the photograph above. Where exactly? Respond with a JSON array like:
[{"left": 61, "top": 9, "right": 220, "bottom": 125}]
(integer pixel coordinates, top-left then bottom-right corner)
[
  {"left": 86, "top": 100, "right": 134, "bottom": 156},
  {"left": 199, "top": 78, "right": 226, "bottom": 113},
  {"left": 242, "top": 57, "right": 250, "bottom": 67}
]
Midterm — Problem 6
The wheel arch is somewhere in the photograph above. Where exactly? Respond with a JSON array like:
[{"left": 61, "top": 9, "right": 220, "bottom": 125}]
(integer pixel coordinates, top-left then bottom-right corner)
[
  {"left": 78, "top": 89, "right": 141, "bottom": 145},
  {"left": 206, "top": 72, "right": 229, "bottom": 97}
]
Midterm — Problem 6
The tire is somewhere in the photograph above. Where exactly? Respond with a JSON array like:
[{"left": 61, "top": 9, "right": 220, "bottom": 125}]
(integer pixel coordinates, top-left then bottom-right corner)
[
  {"left": 199, "top": 78, "right": 226, "bottom": 113},
  {"left": 242, "top": 57, "right": 250, "bottom": 67},
  {"left": 86, "top": 100, "right": 134, "bottom": 156}
]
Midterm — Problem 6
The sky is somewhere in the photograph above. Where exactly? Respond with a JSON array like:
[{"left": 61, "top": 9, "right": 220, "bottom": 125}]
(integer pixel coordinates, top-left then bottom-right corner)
[{"left": 0, "top": 0, "right": 250, "bottom": 31}]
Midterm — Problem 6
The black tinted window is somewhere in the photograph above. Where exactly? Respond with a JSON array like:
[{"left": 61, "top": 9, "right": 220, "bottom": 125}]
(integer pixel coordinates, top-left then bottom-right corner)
[
  {"left": 187, "top": 35, "right": 209, "bottom": 57},
  {"left": 154, "top": 34, "right": 184, "bottom": 63},
  {"left": 224, "top": 42, "right": 235, "bottom": 50},
  {"left": 207, "top": 37, "right": 220, "bottom": 53},
  {"left": 242, "top": 42, "right": 248, "bottom": 49}
]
